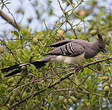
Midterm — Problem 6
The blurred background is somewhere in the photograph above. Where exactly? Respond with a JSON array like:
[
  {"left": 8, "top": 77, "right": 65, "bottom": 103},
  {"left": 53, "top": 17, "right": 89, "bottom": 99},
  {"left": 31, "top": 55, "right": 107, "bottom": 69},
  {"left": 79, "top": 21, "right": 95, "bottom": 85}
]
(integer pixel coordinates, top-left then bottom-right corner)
[{"left": 0, "top": 0, "right": 112, "bottom": 35}]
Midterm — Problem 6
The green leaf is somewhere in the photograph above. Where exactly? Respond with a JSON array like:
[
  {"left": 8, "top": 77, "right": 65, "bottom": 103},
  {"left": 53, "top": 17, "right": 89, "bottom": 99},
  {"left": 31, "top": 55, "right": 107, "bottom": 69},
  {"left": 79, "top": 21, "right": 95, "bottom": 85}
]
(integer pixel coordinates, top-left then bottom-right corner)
[
  {"left": 1, "top": 4, "right": 5, "bottom": 9},
  {"left": 11, "top": 30, "right": 19, "bottom": 38}
]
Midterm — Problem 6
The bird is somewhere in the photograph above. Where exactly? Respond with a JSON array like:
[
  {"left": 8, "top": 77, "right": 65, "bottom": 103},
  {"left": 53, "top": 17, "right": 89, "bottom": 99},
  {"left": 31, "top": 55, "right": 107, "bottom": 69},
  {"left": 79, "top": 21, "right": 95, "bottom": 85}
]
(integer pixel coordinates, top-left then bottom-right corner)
[{"left": 1, "top": 33, "right": 106, "bottom": 77}]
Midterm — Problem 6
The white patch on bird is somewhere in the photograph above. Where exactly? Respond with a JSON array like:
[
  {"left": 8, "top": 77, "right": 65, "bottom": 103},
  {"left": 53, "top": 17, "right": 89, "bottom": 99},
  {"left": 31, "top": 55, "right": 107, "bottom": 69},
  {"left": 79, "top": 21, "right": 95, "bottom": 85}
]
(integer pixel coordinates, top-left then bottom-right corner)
[{"left": 51, "top": 53, "right": 85, "bottom": 64}]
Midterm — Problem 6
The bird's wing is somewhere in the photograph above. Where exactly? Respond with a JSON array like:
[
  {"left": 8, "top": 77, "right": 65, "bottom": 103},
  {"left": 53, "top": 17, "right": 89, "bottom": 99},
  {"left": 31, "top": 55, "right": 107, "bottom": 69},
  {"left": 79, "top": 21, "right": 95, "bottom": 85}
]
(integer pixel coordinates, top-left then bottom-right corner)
[
  {"left": 47, "top": 42, "right": 85, "bottom": 57},
  {"left": 49, "top": 40, "right": 72, "bottom": 47}
]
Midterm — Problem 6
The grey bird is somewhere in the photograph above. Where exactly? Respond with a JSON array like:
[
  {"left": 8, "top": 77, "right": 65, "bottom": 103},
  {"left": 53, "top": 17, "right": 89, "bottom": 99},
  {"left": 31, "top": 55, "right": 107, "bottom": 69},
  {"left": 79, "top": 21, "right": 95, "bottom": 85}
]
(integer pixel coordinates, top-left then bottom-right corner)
[{"left": 1, "top": 33, "right": 106, "bottom": 77}]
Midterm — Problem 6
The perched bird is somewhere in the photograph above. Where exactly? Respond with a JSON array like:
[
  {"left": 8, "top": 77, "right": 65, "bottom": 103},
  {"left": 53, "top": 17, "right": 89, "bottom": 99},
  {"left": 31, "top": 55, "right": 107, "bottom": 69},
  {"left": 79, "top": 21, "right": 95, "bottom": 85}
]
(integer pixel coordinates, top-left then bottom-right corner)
[{"left": 1, "top": 33, "right": 106, "bottom": 77}]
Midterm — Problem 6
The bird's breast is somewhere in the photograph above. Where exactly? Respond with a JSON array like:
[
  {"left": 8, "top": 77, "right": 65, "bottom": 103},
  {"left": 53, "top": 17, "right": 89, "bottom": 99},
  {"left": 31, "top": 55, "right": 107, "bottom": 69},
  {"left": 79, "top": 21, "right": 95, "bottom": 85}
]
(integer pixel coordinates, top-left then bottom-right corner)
[{"left": 54, "top": 53, "right": 85, "bottom": 64}]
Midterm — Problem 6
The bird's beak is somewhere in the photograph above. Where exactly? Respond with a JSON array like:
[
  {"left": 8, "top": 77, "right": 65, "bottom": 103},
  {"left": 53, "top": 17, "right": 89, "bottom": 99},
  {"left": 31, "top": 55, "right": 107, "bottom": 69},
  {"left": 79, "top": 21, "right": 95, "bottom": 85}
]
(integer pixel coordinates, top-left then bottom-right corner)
[{"left": 101, "top": 48, "right": 107, "bottom": 53}]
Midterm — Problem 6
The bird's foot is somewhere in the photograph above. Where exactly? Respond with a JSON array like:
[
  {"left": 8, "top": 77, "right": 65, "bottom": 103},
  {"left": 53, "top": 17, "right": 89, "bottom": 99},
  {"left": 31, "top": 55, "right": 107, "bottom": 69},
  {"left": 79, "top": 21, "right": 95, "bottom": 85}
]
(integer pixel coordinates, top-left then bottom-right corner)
[
  {"left": 69, "top": 64, "right": 84, "bottom": 72},
  {"left": 75, "top": 65, "right": 84, "bottom": 72}
]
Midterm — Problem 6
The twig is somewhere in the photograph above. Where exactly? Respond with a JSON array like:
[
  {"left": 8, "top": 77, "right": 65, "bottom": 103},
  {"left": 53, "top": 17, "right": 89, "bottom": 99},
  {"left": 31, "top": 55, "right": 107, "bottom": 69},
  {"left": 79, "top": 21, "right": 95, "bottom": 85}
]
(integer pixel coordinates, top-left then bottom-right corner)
[
  {"left": 1, "top": 39, "right": 19, "bottom": 63},
  {"left": 83, "top": 57, "right": 112, "bottom": 68},
  {"left": 9, "top": 70, "right": 77, "bottom": 109},
  {"left": 67, "top": 0, "right": 84, "bottom": 13},
  {"left": 0, "top": 10, "right": 22, "bottom": 31},
  {"left": 57, "top": 0, "right": 78, "bottom": 39},
  {"left": 9, "top": 57, "right": 112, "bottom": 109}
]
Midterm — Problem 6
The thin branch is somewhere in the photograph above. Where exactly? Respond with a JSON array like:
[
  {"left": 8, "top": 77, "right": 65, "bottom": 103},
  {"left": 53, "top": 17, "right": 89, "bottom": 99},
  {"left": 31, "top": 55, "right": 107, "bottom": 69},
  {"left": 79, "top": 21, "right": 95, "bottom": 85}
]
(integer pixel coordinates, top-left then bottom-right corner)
[
  {"left": 0, "top": 9, "right": 22, "bottom": 31},
  {"left": 9, "top": 57, "right": 112, "bottom": 109},
  {"left": 67, "top": 0, "right": 84, "bottom": 13},
  {"left": 1, "top": 39, "right": 19, "bottom": 63},
  {"left": 83, "top": 57, "right": 112, "bottom": 68},
  {"left": 9, "top": 70, "right": 77, "bottom": 109},
  {"left": 57, "top": 0, "right": 78, "bottom": 39}
]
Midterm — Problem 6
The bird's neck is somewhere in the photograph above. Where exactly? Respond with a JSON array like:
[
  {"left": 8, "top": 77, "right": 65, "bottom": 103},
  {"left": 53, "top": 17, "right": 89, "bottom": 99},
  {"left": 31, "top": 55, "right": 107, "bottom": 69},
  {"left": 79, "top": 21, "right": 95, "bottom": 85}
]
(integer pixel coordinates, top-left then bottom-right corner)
[
  {"left": 84, "top": 41, "right": 100, "bottom": 59},
  {"left": 91, "top": 41, "right": 100, "bottom": 52}
]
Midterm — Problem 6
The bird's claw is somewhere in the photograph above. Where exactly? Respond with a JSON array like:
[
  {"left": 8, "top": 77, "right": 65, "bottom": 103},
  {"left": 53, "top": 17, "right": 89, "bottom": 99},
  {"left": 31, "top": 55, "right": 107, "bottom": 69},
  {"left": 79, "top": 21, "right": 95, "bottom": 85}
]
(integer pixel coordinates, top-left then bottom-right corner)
[{"left": 75, "top": 65, "right": 84, "bottom": 72}]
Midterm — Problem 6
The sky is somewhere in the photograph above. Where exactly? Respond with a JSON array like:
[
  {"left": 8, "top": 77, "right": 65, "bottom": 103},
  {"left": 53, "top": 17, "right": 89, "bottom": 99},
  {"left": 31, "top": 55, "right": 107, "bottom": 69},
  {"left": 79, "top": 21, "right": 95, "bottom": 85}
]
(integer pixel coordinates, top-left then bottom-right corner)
[
  {"left": 0, "top": 0, "right": 60, "bottom": 35},
  {"left": 0, "top": 0, "right": 112, "bottom": 35}
]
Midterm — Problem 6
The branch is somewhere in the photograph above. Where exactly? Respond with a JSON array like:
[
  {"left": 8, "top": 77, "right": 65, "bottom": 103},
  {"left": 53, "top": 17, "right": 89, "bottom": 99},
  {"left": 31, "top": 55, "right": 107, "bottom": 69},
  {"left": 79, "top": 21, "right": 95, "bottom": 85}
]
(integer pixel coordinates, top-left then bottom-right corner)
[
  {"left": 9, "top": 57, "right": 112, "bottom": 109},
  {"left": 0, "top": 9, "right": 23, "bottom": 31},
  {"left": 9, "top": 70, "right": 76, "bottom": 109},
  {"left": 57, "top": 0, "right": 78, "bottom": 39},
  {"left": 83, "top": 57, "right": 112, "bottom": 68}
]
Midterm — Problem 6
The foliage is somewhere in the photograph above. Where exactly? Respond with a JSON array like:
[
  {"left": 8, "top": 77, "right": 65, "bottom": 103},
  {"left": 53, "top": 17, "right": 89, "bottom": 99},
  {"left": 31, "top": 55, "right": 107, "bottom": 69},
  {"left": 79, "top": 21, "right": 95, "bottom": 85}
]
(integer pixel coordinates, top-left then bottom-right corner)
[{"left": 0, "top": 0, "right": 112, "bottom": 110}]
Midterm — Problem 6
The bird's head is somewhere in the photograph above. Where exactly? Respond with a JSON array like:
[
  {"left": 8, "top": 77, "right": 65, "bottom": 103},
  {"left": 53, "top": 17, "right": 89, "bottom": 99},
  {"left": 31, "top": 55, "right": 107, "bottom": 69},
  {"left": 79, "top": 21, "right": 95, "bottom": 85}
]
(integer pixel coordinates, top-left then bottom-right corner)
[{"left": 97, "top": 33, "right": 106, "bottom": 53}]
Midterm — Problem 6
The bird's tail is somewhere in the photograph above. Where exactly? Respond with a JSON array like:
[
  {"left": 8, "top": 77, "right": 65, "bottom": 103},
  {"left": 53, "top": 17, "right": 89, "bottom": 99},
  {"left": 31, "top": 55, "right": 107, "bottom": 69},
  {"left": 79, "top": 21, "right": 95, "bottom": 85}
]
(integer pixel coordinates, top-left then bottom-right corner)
[
  {"left": 0, "top": 60, "right": 47, "bottom": 77},
  {"left": 31, "top": 60, "right": 47, "bottom": 69},
  {"left": 0, "top": 56, "right": 55, "bottom": 77}
]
